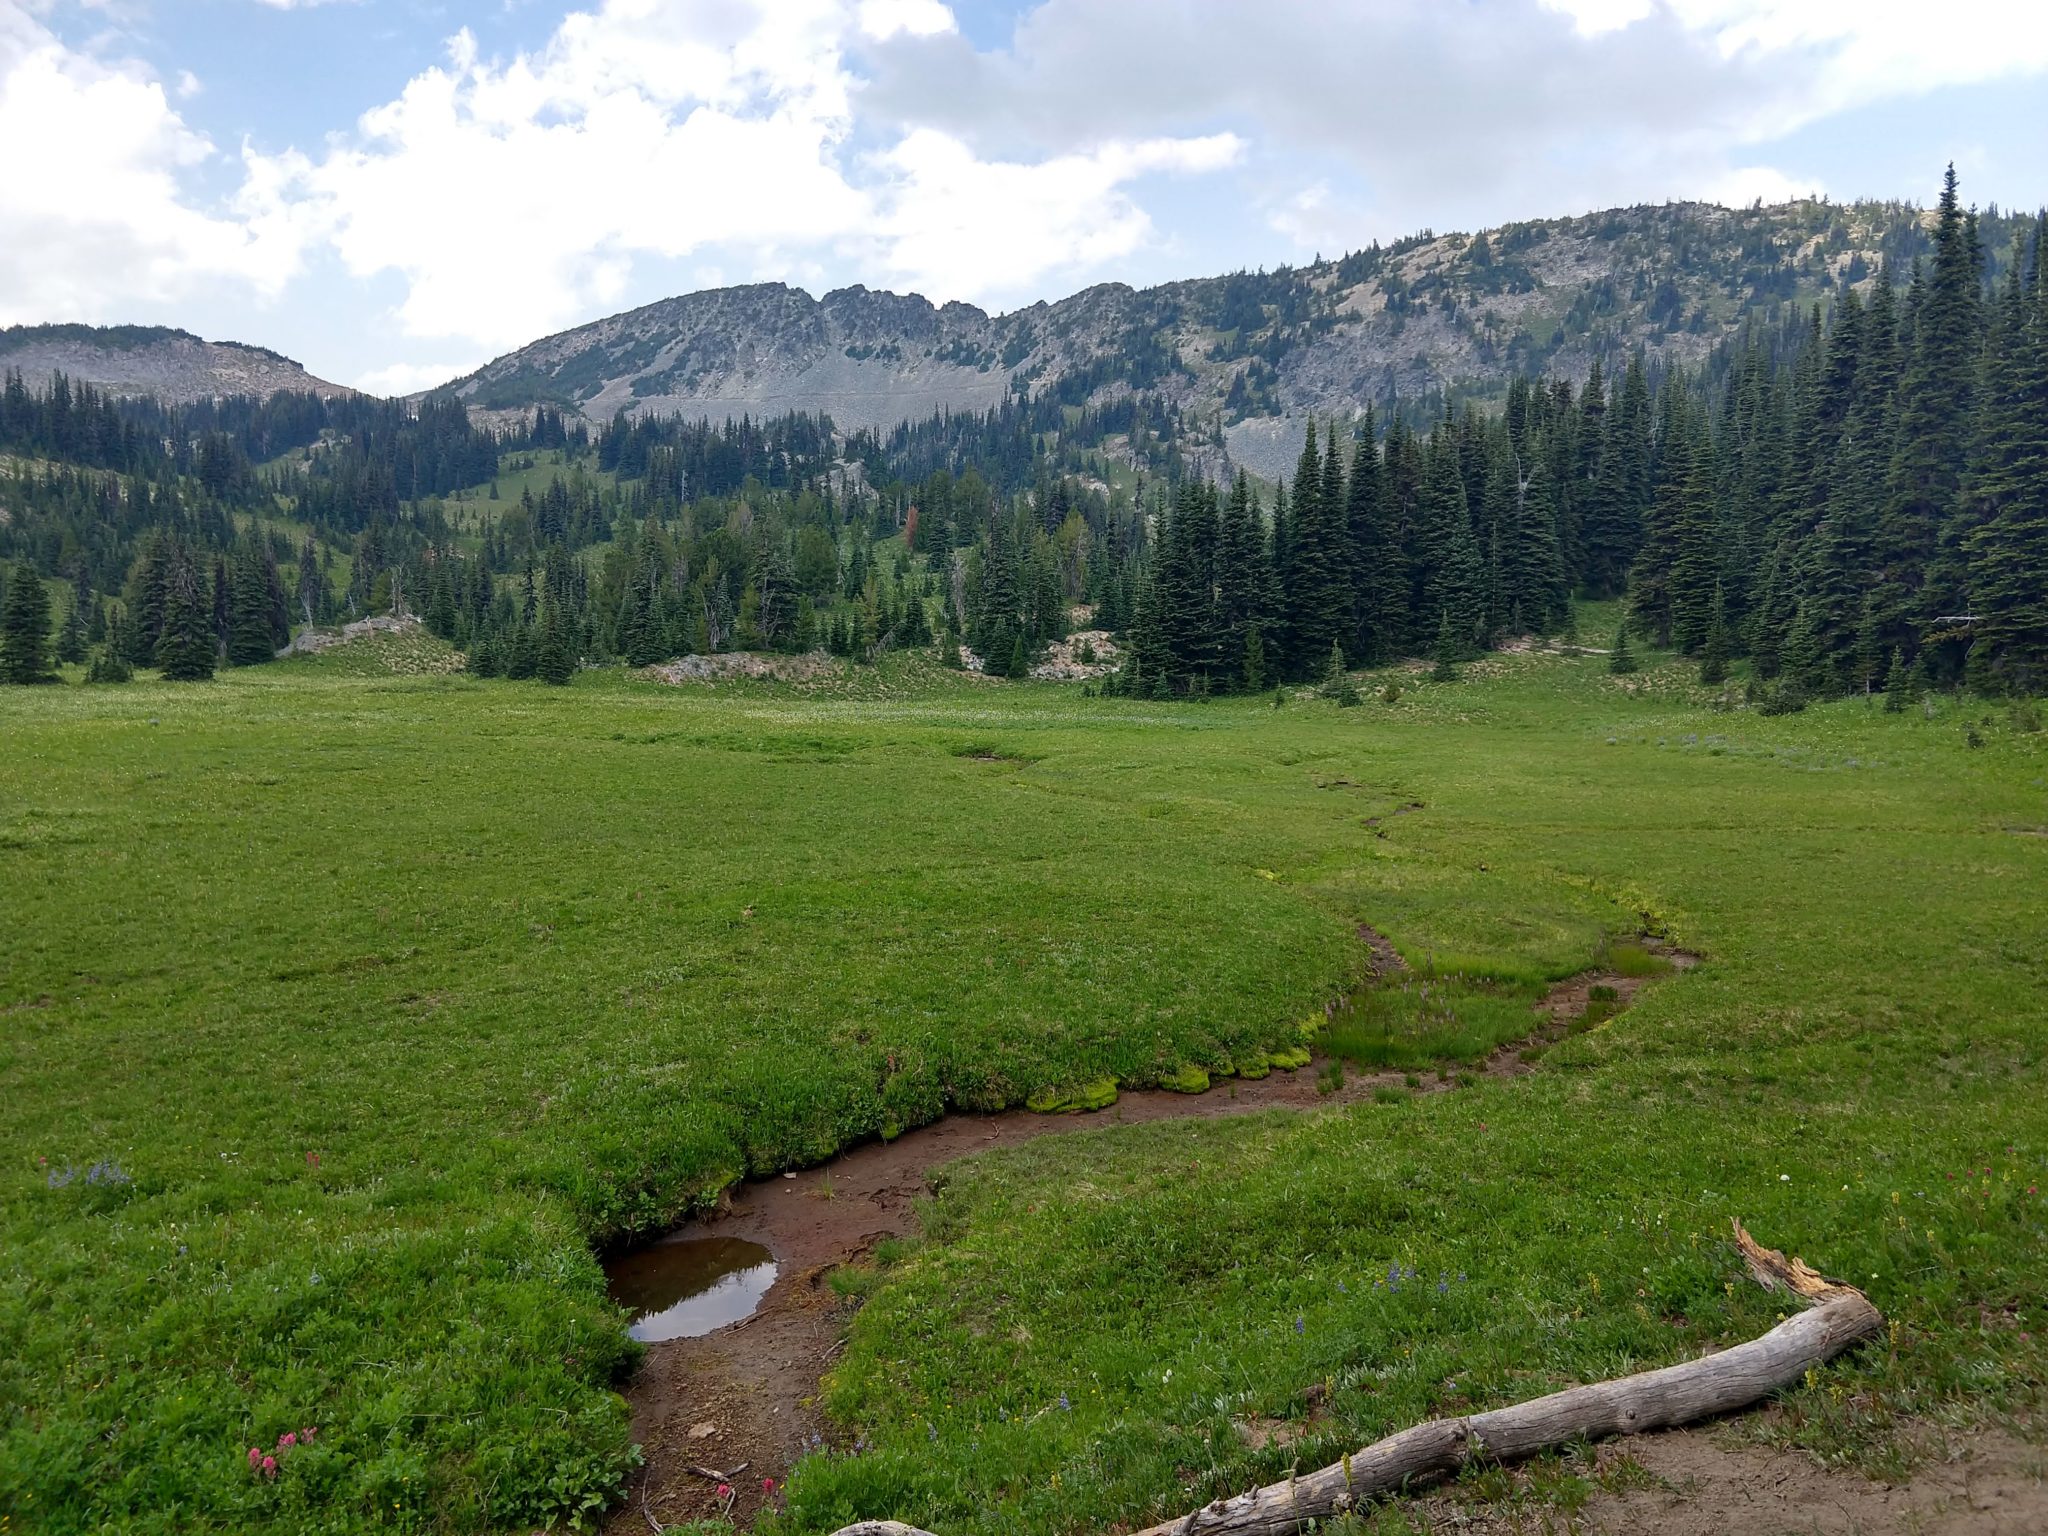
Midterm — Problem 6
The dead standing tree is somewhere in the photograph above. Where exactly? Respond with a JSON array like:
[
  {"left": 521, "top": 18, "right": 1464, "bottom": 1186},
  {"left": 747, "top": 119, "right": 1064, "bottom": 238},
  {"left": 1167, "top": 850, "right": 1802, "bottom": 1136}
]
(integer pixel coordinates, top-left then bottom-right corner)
[{"left": 825, "top": 1223, "right": 1884, "bottom": 1536}]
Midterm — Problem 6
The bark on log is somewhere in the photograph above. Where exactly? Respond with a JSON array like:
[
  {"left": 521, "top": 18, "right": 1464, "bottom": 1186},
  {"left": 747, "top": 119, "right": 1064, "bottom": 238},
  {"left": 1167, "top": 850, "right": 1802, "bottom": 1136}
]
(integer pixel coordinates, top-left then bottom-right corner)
[{"left": 825, "top": 1223, "right": 1882, "bottom": 1536}]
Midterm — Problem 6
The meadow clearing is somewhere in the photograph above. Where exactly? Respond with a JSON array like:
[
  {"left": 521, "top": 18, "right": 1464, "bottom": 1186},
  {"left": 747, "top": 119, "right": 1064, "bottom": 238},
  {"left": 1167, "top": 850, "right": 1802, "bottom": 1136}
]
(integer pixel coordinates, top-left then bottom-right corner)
[{"left": 3, "top": 631, "right": 2045, "bottom": 1534}]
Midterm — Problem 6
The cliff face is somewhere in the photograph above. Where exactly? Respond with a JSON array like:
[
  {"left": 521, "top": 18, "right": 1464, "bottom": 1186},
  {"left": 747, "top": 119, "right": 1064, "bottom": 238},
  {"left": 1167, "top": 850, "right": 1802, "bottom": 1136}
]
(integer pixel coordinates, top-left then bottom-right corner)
[
  {"left": 441, "top": 195, "right": 1992, "bottom": 477},
  {"left": 0, "top": 325, "right": 351, "bottom": 404}
]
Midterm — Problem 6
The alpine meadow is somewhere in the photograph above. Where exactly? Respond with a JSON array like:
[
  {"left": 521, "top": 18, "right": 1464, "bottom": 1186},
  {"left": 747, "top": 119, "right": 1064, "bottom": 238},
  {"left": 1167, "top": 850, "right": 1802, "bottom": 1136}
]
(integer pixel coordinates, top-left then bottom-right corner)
[{"left": 4, "top": 4, "right": 2048, "bottom": 1531}]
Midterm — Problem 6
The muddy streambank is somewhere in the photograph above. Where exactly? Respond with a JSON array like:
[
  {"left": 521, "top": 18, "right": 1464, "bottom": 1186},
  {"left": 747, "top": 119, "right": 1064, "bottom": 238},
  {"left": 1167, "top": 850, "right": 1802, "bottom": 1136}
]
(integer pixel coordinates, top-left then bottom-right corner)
[{"left": 606, "top": 939, "right": 1697, "bottom": 1533}]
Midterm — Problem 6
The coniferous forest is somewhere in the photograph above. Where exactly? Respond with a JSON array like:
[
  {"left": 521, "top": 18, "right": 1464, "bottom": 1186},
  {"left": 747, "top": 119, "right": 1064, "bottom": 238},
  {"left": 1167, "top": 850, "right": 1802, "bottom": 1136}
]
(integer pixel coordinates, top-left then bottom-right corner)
[{"left": 1, "top": 169, "right": 2042, "bottom": 702}]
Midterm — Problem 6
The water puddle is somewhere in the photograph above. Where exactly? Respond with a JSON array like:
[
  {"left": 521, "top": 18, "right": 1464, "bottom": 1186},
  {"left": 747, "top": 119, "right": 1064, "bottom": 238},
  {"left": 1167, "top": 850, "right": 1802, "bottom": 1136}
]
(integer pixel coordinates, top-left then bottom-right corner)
[{"left": 606, "top": 1235, "right": 777, "bottom": 1342}]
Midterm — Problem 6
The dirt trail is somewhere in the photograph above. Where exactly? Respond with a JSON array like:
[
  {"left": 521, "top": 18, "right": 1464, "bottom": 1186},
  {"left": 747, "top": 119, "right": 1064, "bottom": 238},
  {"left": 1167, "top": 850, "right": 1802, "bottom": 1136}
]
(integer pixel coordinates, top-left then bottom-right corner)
[{"left": 608, "top": 936, "right": 1696, "bottom": 1533}]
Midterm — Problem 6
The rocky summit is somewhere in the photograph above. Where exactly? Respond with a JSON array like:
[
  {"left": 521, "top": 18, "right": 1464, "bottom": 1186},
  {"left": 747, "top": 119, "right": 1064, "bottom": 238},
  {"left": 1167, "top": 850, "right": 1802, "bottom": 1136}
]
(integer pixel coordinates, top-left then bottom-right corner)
[
  {"left": 0, "top": 324, "right": 351, "bottom": 406},
  {"left": 441, "top": 196, "right": 1960, "bottom": 478}
]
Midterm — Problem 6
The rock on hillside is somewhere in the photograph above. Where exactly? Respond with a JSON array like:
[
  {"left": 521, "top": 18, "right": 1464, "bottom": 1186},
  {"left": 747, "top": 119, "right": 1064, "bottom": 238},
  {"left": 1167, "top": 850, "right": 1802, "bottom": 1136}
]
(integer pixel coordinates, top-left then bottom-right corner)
[
  {"left": 0, "top": 324, "right": 351, "bottom": 405},
  {"left": 436, "top": 195, "right": 2023, "bottom": 478}
]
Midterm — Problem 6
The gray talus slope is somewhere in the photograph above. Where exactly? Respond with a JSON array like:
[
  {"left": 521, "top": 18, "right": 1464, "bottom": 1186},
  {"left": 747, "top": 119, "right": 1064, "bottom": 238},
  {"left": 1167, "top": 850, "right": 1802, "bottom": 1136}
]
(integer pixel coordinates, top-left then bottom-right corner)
[{"left": 0, "top": 324, "right": 350, "bottom": 404}]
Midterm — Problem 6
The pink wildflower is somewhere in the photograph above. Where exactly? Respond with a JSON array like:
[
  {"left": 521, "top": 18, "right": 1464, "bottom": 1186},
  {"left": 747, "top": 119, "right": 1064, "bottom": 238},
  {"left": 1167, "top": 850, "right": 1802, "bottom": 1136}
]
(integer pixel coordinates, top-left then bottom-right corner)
[
  {"left": 716, "top": 1483, "right": 732, "bottom": 1499},
  {"left": 262, "top": 1455, "right": 277, "bottom": 1479},
  {"left": 280, "top": 1432, "right": 296, "bottom": 1449},
  {"left": 248, "top": 1447, "right": 262, "bottom": 1468},
  {"left": 762, "top": 1478, "right": 776, "bottom": 1494},
  {"left": 302, "top": 1426, "right": 317, "bottom": 1441}
]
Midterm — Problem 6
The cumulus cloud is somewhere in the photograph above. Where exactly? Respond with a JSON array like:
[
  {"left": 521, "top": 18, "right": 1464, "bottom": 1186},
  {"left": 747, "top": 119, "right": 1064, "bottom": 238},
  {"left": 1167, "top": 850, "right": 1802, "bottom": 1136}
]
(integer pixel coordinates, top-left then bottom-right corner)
[
  {"left": 256, "top": 3, "right": 871, "bottom": 349},
  {"left": 241, "top": 0, "right": 1241, "bottom": 348},
  {"left": 0, "top": 3, "right": 304, "bottom": 325},
  {"left": 3, "top": 0, "right": 2042, "bottom": 376},
  {"left": 352, "top": 357, "right": 486, "bottom": 397},
  {"left": 869, "top": 129, "right": 1241, "bottom": 298},
  {"left": 857, "top": 0, "right": 955, "bottom": 42},
  {"left": 861, "top": 0, "right": 2039, "bottom": 261},
  {"left": 1546, "top": 0, "right": 2048, "bottom": 108}
]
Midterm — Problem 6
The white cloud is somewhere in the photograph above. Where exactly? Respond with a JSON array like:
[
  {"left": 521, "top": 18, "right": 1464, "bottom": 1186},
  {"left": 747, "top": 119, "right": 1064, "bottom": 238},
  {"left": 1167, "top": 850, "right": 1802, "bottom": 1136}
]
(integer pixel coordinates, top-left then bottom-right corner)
[
  {"left": 1693, "top": 163, "right": 1822, "bottom": 208},
  {"left": 1266, "top": 180, "right": 1378, "bottom": 257},
  {"left": 1539, "top": 0, "right": 1653, "bottom": 34},
  {"left": 249, "top": 2, "right": 868, "bottom": 349},
  {"left": 1545, "top": 1, "right": 2048, "bottom": 112},
  {"left": 857, "top": 0, "right": 955, "bottom": 42},
  {"left": 0, "top": 4, "right": 305, "bottom": 326},
  {"left": 6, "top": 0, "right": 2041, "bottom": 382},
  {"left": 352, "top": 358, "right": 485, "bottom": 396},
  {"left": 244, "top": 0, "right": 1240, "bottom": 348},
  {"left": 869, "top": 128, "right": 1241, "bottom": 299}
]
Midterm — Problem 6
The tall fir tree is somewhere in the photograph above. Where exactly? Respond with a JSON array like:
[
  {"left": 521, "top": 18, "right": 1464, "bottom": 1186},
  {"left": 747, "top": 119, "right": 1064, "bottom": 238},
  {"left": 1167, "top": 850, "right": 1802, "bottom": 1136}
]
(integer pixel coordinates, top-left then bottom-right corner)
[
  {"left": 1889, "top": 164, "right": 1984, "bottom": 672},
  {"left": 154, "top": 547, "right": 215, "bottom": 682},
  {"left": 1, "top": 561, "right": 53, "bottom": 684},
  {"left": 1961, "top": 220, "right": 2048, "bottom": 693}
]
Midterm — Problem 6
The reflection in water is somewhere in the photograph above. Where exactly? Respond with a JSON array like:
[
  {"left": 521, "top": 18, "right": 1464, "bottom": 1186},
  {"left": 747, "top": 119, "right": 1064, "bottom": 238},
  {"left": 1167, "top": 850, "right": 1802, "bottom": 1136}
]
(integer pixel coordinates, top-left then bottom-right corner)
[{"left": 605, "top": 1236, "right": 778, "bottom": 1342}]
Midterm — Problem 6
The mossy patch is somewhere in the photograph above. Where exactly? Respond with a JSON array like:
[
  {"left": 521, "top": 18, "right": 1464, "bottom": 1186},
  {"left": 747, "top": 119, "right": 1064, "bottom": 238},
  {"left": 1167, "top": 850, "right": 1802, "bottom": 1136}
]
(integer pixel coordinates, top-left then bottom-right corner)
[{"left": 1025, "top": 1077, "right": 1119, "bottom": 1114}]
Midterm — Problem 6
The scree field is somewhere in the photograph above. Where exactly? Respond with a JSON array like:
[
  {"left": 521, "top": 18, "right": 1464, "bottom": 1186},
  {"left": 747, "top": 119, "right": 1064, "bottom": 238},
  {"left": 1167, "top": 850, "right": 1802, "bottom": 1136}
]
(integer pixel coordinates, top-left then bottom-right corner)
[{"left": 3, "top": 639, "right": 2045, "bottom": 1534}]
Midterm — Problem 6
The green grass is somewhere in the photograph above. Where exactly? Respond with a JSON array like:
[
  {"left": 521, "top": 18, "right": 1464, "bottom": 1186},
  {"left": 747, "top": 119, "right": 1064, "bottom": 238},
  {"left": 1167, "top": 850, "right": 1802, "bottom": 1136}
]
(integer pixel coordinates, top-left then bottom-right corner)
[
  {"left": 765, "top": 659, "right": 2048, "bottom": 1536},
  {"left": 3, "top": 639, "right": 2045, "bottom": 1534}
]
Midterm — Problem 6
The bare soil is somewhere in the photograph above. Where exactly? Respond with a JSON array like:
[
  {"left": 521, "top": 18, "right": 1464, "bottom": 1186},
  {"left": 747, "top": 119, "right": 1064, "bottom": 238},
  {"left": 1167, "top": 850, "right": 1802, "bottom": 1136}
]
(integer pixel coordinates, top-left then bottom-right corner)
[
  {"left": 1406, "top": 1424, "right": 2046, "bottom": 1534},
  {"left": 608, "top": 935, "right": 1702, "bottom": 1532}
]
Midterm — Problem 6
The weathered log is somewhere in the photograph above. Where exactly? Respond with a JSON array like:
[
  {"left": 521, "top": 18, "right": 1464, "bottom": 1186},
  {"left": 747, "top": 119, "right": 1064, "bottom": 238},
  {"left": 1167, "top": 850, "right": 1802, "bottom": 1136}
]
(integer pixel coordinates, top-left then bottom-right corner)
[{"left": 825, "top": 1223, "right": 1881, "bottom": 1536}]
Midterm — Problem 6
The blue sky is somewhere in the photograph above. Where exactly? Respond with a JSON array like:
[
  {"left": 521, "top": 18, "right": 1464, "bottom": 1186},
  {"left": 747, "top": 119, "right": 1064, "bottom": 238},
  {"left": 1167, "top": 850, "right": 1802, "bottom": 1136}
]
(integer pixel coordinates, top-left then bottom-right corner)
[{"left": 3, "top": 0, "right": 2044, "bottom": 394}]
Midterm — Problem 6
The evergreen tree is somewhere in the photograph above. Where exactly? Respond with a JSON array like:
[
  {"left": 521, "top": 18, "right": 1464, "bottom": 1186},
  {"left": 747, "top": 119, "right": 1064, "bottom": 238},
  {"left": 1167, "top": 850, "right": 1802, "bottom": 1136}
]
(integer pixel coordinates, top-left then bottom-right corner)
[
  {"left": 54, "top": 583, "right": 88, "bottom": 665},
  {"left": 227, "top": 551, "right": 277, "bottom": 667},
  {"left": 1, "top": 561, "right": 53, "bottom": 684},
  {"left": 1962, "top": 219, "right": 2048, "bottom": 694},
  {"left": 1346, "top": 410, "right": 1405, "bottom": 661},
  {"left": 1699, "top": 582, "right": 1732, "bottom": 686},
  {"left": 154, "top": 550, "right": 215, "bottom": 682},
  {"left": 1418, "top": 422, "right": 1485, "bottom": 654},
  {"left": 1582, "top": 351, "right": 1651, "bottom": 595},
  {"left": 535, "top": 602, "right": 577, "bottom": 684},
  {"left": 1607, "top": 622, "right": 1637, "bottom": 676},
  {"left": 85, "top": 642, "right": 133, "bottom": 684},
  {"left": 1883, "top": 646, "right": 1912, "bottom": 712},
  {"left": 1283, "top": 421, "right": 1351, "bottom": 675},
  {"left": 1430, "top": 610, "right": 1460, "bottom": 682},
  {"left": 1889, "top": 165, "right": 1984, "bottom": 670},
  {"left": 504, "top": 623, "right": 538, "bottom": 681}
]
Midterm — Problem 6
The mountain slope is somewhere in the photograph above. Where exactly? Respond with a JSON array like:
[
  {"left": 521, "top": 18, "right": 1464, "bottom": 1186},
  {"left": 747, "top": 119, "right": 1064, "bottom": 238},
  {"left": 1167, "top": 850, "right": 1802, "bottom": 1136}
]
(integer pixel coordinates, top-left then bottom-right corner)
[
  {"left": 0, "top": 323, "right": 351, "bottom": 405},
  {"left": 441, "top": 195, "right": 2033, "bottom": 476}
]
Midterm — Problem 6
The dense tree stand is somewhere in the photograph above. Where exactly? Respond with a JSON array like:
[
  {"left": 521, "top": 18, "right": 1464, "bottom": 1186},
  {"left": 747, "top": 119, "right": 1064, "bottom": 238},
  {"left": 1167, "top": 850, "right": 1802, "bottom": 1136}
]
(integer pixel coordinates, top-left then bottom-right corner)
[{"left": 825, "top": 1224, "right": 1883, "bottom": 1536}]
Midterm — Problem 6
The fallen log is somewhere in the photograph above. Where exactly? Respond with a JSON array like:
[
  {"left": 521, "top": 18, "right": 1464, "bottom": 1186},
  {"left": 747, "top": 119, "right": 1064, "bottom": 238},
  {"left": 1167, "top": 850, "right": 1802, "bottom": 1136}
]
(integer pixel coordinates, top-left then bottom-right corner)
[{"left": 825, "top": 1223, "right": 1881, "bottom": 1536}]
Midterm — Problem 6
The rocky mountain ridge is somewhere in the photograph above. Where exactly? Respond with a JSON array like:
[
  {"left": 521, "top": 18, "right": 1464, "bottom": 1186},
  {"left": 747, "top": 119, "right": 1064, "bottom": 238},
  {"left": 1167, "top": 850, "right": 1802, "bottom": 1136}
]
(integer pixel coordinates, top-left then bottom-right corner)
[
  {"left": 440, "top": 194, "right": 2031, "bottom": 477},
  {"left": 0, "top": 324, "right": 351, "bottom": 405}
]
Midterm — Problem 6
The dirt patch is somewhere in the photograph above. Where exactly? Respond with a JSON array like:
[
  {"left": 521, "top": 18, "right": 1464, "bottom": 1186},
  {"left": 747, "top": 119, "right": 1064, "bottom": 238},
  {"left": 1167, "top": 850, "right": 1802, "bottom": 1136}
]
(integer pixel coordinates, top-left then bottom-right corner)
[
  {"left": 1357, "top": 921, "right": 1408, "bottom": 977},
  {"left": 1361, "top": 798, "right": 1427, "bottom": 833},
  {"left": 608, "top": 933, "right": 1698, "bottom": 1533},
  {"left": 1579, "top": 1425, "right": 2048, "bottom": 1535},
  {"left": 645, "top": 651, "right": 838, "bottom": 685},
  {"left": 1483, "top": 941, "right": 1698, "bottom": 1081}
]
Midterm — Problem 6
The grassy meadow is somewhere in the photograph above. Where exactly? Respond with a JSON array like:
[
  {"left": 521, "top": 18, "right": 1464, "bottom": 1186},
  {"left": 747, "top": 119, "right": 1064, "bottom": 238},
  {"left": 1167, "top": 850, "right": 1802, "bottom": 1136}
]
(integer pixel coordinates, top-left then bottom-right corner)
[{"left": 3, "top": 635, "right": 2045, "bottom": 1533}]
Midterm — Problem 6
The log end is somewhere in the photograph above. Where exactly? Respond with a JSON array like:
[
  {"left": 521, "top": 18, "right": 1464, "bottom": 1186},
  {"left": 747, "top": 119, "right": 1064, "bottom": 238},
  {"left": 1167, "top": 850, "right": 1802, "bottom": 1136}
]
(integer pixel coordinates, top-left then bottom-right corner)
[{"left": 1733, "top": 1219, "right": 1867, "bottom": 1305}]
